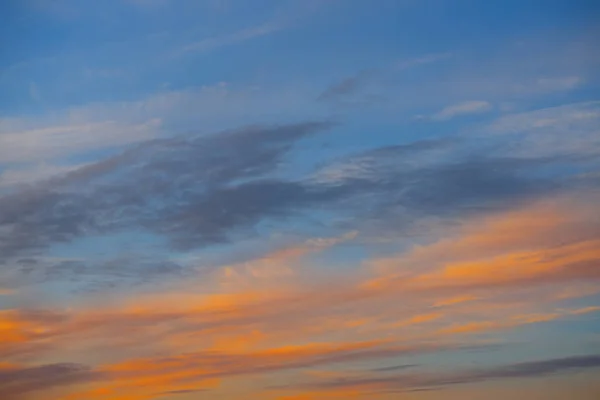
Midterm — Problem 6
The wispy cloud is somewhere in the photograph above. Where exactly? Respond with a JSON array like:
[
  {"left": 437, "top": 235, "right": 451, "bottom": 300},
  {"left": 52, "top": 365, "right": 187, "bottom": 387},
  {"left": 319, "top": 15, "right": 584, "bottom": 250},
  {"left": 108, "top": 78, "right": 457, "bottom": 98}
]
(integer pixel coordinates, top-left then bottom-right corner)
[
  {"left": 0, "top": 119, "right": 162, "bottom": 164},
  {"left": 534, "top": 76, "right": 582, "bottom": 91},
  {"left": 317, "top": 70, "right": 374, "bottom": 102},
  {"left": 395, "top": 52, "right": 453, "bottom": 71},
  {"left": 178, "top": 21, "right": 284, "bottom": 55},
  {"left": 318, "top": 53, "right": 452, "bottom": 103},
  {"left": 28, "top": 81, "right": 42, "bottom": 103},
  {"left": 0, "top": 82, "right": 319, "bottom": 166},
  {"left": 430, "top": 100, "right": 493, "bottom": 120},
  {"left": 280, "top": 354, "right": 600, "bottom": 395},
  {"left": 0, "top": 163, "right": 86, "bottom": 190},
  {"left": 0, "top": 363, "right": 102, "bottom": 400}
]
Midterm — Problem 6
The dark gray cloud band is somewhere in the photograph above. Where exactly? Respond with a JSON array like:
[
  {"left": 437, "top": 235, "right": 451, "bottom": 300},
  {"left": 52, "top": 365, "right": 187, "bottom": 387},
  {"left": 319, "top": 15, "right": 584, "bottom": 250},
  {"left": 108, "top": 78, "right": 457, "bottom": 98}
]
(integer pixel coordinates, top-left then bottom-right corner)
[
  {"left": 1, "top": 118, "right": 598, "bottom": 287},
  {"left": 281, "top": 354, "right": 600, "bottom": 394}
]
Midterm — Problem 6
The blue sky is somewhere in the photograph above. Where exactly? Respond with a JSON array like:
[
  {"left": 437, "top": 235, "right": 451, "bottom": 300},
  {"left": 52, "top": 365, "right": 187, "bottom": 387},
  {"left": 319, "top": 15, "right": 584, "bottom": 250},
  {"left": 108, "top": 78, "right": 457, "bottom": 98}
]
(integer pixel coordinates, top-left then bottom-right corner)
[{"left": 0, "top": 1, "right": 599, "bottom": 399}]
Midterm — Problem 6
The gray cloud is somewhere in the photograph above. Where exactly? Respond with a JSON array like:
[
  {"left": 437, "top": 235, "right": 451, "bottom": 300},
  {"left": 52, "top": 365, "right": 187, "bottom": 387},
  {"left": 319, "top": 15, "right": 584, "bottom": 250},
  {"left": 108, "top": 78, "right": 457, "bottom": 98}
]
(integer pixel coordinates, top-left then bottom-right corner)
[
  {"left": 317, "top": 52, "right": 454, "bottom": 104},
  {"left": 317, "top": 70, "right": 374, "bottom": 102},
  {"left": 109, "top": 343, "right": 490, "bottom": 386},
  {"left": 466, "top": 354, "right": 600, "bottom": 380},
  {"left": 17, "top": 256, "right": 188, "bottom": 292},
  {"left": 0, "top": 121, "right": 334, "bottom": 259},
  {"left": 0, "top": 363, "right": 101, "bottom": 400},
  {"left": 1, "top": 115, "right": 598, "bottom": 287},
  {"left": 370, "top": 364, "right": 419, "bottom": 373},
  {"left": 283, "top": 354, "right": 600, "bottom": 394}
]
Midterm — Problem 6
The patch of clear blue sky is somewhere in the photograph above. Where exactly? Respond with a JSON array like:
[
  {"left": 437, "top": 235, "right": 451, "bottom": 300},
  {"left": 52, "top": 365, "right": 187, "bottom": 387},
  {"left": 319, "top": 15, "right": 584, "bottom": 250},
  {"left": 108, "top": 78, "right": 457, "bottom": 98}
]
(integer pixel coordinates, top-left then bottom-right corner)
[{"left": 1, "top": 0, "right": 597, "bottom": 115}]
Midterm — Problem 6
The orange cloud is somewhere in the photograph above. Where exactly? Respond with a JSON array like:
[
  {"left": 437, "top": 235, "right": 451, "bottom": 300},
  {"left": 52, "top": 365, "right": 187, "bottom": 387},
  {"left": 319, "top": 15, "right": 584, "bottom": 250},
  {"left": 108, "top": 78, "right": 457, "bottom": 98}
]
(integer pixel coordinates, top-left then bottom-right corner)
[
  {"left": 366, "top": 192, "right": 600, "bottom": 293},
  {"left": 58, "top": 339, "right": 452, "bottom": 400},
  {"left": 218, "top": 231, "right": 357, "bottom": 287},
  {"left": 438, "top": 306, "right": 600, "bottom": 335},
  {"left": 394, "top": 313, "right": 442, "bottom": 327},
  {"left": 4, "top": 193, "right": 600, "bottom": 399},
  {"left": 433, "top": 295, "right": 478, "bottom": 307},
  {"left": 275, "top": 389, "right": 365, "bottom": 399},
  {"left": 416, "top": 238, "right": 600, "bottom": 289}
]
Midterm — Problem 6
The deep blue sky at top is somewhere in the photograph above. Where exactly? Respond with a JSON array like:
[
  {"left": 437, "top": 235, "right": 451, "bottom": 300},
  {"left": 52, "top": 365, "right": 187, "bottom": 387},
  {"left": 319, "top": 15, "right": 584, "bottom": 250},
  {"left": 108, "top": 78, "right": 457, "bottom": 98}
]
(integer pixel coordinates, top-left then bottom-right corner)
[{"left": 1, "top": 0, "right": 598, "bottom": 114}]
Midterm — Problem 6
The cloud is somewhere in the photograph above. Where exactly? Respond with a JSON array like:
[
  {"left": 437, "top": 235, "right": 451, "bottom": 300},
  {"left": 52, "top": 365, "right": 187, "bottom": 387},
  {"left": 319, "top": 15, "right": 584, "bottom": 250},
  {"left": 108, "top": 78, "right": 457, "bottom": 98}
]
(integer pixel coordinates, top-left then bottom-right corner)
[
  {"left": 395, "top": 52, "right": 453, "bottom": 71},
  {"left": 486, "top": 101, "right": 600, "bottom": 134},
  {"left": 369, "top": 364, "right": 418, "bottom": 373},
  {"left": 0, "top": 100, "right": 596, "bottom": 312},
  {"left": 61, "top": 342, "right": 488, "bottom": 400},
  {"left": 3, "top": 4, "right": 600, "bottom": 400},
  {"left": 104, "top": 341, "right": 444, "bottom": 380},
  {"left": 431, "top": 100, "right": 493, "bottom": 120},
  {"left": 438, "top": 307, "right": 600, "bottom": 336},
  {"left": 10, "top": 231, "right": 356, "bottom": 293},
  {"left": 29, "top": 81, "right": 42, "bottom": 103},
  {"left": 369, "top": 34, "right": 599, "bottom": 115},
  {"left": 218, "top": 231, "right": 357, "bottom": 286},
  {"left": 418, "top": 238, "right": 600, "bottom": 291},
  {"left": 0, "top": 363, "right": 101, "bottom": 400},
  {"left": 317, "top": 70, "right": 374, "bottom": 102},
  {"left": 156, "top": 388, "right": 208, "bottom": 396},
  {"left": 178, "top": 21, "right": 284, "bottom": 55},
  {"left": 171, "top": 0, "right": 329, "bottom": 57},
  {"left": 3, "top": 100, "right": 598, "bottom": 281},
  {"left": 0, "top": 81, "right": 320, "bottom": 167},
  {"left": 482, "top": 100, "right": 600, "bottom": 159},
  {"left": 0, "top": 101, "right": 598, "bottom": 297},
  {"left": 470, "top": 354, "right": 600, "bottom": 380},
  {"left": 535, "top": 76, "right": 582, "bottom": 91},
  {"left": 2, "top": 192, "right": 598, "bottom": 359},
  {"left": 26, "top": 256, "right": 187, "bottom": 291},
  {"left": 0, "top": 121, "right": 334, "bottom": 262},
  {"left": 1, "top": 187, "right": 599, "bottom": 397},
  {"left": 280, "top": 354, "right": 600, "bottom": 395},
  {"left": 1, "top": 288, "right": 498, "bottom": 399},
  {"left": 309, "top": 137, "right": 458, "bottom": 185},
  {"left": 0, "top": 163, "right": 88, "bottom": 191},
  {"left": 366, "top": 190, "right": 600, "bottom": 293},
  {"left": 0, "top": 119, "right": 162, "bottom": 164},
  {"left": 317, "top": 53, "right": 451, "bottom": 103}
]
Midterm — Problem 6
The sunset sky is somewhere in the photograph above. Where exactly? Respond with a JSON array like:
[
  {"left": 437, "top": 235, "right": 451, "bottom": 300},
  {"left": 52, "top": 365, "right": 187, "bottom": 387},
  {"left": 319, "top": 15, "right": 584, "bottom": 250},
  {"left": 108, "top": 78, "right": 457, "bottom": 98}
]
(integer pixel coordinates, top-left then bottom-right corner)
[{"left": 1, "top": 1, "right": 600, "bottom": 399}]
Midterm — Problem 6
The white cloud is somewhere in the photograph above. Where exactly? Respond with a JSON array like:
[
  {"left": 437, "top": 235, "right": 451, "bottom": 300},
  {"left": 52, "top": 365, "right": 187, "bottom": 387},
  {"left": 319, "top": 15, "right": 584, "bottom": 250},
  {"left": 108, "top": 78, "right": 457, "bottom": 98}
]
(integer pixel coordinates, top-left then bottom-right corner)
[
  {"left": 309, "top": 140, "right": 455, "bottom": 186},
  {"left": 178, "top": 21, "right": 283, "bottom": 55},
  {"left": 482, "top": 101, "right": 600, "bottom": 159},
  {"left": 381, "top": 33, "right": 598, "bottom": 116},
  {"left": 432, "top": 100, "right": 493, "bottom": 120},
  {"left": 534, "top": 76, "right": 582, "bottom": 92},
  {"left": 395, "top": 52, "right": 452, "bottom": 71},
  {"left": 29, "top": 81, "right": 42, "bottom": 103},
  {"left": 487, "top": 101, "right": 600, "bottom": 134},
  {"left": 0, "top": 162, "right": 88, "bottom": 190},
  {"left": 310, "top": 158, "right": 375, "bottom": 185},
  {"left": 0, "top": 119, "right": 161, "bottom": 164},
  {"left": 0, "top": 82, "right": 321, "bottom": 166}
]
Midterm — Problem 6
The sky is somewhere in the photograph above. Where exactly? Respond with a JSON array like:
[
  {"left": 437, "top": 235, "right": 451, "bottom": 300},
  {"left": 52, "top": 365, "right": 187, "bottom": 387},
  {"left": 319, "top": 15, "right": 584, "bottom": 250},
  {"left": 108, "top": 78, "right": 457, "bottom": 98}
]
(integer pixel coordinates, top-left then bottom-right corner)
[{"left": 0, "top": 0, "right": 600, "bottom": 399}]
